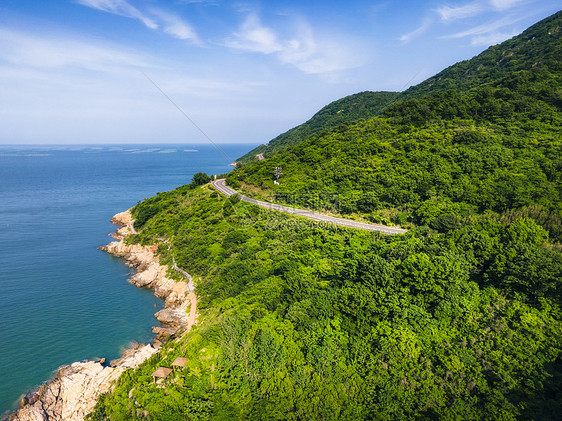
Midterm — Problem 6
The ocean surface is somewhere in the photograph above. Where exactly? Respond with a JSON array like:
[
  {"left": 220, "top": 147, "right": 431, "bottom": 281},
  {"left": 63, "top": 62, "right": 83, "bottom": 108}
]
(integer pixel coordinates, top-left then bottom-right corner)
[{"left": 0, "top": 143, "right": 254, "bottom": 417}]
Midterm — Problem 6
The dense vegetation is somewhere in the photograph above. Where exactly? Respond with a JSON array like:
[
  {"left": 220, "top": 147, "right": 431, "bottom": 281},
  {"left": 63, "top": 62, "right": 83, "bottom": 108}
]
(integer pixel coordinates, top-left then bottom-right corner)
[
  {"left": 90, "top": 185, "right": 561, "bottom": 420},
  {"left": 400, "top": 11, "right": 562, "bottom": 99},
  {"left": 89, "top": 11, "right": 562, "bottom": 421},
  {"left": 229, "top": 114, "right": 561, "bottom": 240},
  {"left": 238, "top": 91, "right": 397, "bottom": 163},
  {"left": 229, "top": 11, "right": 562, "bottom": 242}
]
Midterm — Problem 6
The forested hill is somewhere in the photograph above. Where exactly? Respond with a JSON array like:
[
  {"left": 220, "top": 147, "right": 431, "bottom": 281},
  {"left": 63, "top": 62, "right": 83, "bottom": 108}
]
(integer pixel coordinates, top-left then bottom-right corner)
[
  {"left": 400, "top": 10, "right": 562, "bottom": 99},
  {"left": 240, "top": 10, "right": 561, "bottom": 164},
  {"left": 228, "top": 10, "right": 562, "bottom": 241},
  {"left": 237, "top": 91, "right": 397, "bottom": 162},
  {"left": 88, "top": 12, "right": 561, "bottom": 421}
]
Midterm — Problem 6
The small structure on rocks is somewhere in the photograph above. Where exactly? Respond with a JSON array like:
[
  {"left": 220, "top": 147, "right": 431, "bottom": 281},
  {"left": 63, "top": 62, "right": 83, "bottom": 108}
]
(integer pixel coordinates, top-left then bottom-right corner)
[
  {"left": 151, "top": 367, "right": 172, "bottom": 383},
  {"left": 172, "top": 357, "right": 188, "bottom": 370}
]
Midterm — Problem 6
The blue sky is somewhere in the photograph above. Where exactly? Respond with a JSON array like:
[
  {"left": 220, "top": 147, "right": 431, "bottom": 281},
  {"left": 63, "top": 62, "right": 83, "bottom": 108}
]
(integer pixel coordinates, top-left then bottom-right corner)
[{"left": 0, "top": 1, "right": 560, "bottom": 144}]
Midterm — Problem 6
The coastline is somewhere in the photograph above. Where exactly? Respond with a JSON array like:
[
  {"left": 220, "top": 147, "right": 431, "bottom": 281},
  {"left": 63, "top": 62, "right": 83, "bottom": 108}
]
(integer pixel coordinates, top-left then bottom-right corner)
[{"left": 8, "top": 210, "right": 196, "bottom": 421}]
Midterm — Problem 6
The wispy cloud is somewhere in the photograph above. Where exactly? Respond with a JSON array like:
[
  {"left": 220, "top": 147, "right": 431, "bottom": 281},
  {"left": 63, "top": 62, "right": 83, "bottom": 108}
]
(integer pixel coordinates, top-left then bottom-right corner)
[
  {"left": 77, "top": 0, "right": 201, "bottom": 44},
  {"left": 225, "top": 14, "right": 283, "bottom": 54},
  {"left": 435, "top": 0, "right": 533, "bottom": 21},
  {"left": 489, "top": 0, "right": 528, "bottom": 11},
  {"left": 445, "top": 14, "right": 523, "bottom": 38},
  {"left": 76, "top": 0, "right": 158, "bottom": 29},
  {"left": 470, "top": 29, "right": 519, "bottom": 45},
  {"left": 0, "top": 27, "right": 149, "bottom": 72},
  {"left": 225, "top": 14, "right": 362, "bottom": 75},
  {"left": 370, "top": 2, "right": 393, "bottom": 14},
  {"left": 150, "top": 9, "right": 201, "bottom": 43},
  {"left": 399, "top": 17, "right": 434, "bottom": 43},
  {"left": 443, "top": 14, "right": 526, "bottom": 45},
  {"left": 177, "top": 0, "right": 220, "bottom": 5},
  {"left": 407, "top": 0, "right": 538, "bottom": 47},
  {"left": 436, "top": 2, "right": 484, "bottom": 21}
]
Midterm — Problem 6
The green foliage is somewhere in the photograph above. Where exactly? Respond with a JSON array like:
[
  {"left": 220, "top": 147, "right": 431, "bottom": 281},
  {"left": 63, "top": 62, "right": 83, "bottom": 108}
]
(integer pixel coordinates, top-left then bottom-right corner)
[
  {"left": 400, "top": 11, "right": 562, "bottom": 100},
  {"left": 191, "top": 172, "right": 212, "bottom": 188},
  {"left": 90, "top": 181, "right": 562, "bottom": 420},
  {"left": 238, "top": 91, "right": 398, "bottom": 163},
  {"left": 229, "top": 114, "right": 561, "bottom": 239},
  {"left": 90, "top": 12, "right": 562, "bottom": 421}
]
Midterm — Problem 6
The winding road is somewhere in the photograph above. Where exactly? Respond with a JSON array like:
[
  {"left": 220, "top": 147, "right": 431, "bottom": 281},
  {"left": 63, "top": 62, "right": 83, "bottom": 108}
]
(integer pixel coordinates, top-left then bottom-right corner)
[{"left": 211, "top": 178, "right": 407, "bottom": 235}]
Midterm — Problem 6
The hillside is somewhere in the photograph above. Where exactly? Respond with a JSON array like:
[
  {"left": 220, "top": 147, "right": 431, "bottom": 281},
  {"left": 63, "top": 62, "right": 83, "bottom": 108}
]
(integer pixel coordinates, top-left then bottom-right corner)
[
  {"left": 88, "top": 11, "right": 562, "bottom": 421},
  {"left": 239, "top": 11, "right": 562, "bottom": 163},
  {"left": 400, "top": 10, "right": 562, "bottom": 99},
  {"left": 237, "top": 91, "right": 397, "bottom": 163},
  {"left": 228, "top": 11, "right": 562, "bottom": 241}
]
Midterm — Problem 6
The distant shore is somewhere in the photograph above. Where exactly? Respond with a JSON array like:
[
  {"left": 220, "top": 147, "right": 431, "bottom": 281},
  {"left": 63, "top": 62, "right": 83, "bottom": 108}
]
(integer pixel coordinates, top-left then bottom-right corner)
[{"left": 8, "top": 210, "right": 196, "bottom": 421}]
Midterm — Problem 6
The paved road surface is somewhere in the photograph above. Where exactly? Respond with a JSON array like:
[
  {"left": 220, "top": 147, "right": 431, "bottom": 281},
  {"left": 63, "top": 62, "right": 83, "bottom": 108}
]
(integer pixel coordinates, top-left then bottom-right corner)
[{"left": 211, "top": 179, "right": 407, "bottom": 235}]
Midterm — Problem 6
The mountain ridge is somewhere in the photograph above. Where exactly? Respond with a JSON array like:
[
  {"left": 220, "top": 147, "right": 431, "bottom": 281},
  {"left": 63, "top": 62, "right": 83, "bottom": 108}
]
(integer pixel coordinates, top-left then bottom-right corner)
[
  {"left": 237, "top": 91, "right": 397, "bottom": 163},
  {"left": 238, "top": 10, "right": 561, "bottom": 165},
  {"left": 400, "top": 10, "right": 562, "bottom": 99}
]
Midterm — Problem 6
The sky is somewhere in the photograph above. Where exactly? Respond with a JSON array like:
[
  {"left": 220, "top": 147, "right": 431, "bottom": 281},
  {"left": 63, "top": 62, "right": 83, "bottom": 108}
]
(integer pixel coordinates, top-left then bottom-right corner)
[{"left": 0, "top": 1, "right": 560, "bottom": 144}]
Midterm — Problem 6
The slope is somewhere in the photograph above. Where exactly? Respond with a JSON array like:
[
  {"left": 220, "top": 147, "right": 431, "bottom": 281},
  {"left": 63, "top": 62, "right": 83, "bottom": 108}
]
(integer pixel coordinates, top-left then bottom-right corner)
[
  {"left": 227, "top": 11, "right": 562, "bottom": 240},
  {"left": 87, "top": 11, "right": 562, "bottom": 421},
  {"left": 237, "top": 91, "right": 397, "bottom": 163},
  {"left": 400, "top": 10, "right": 562, "bottom": 99},
  {"left": 240, "top": 10, "right": 561, "bottom": 163}
]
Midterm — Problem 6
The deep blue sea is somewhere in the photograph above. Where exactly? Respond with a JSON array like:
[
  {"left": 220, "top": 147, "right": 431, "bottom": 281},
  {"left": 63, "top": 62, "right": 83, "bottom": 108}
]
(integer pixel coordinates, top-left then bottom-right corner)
[{"left": 0, "top": 143, "right": 253, "bottom": 417}]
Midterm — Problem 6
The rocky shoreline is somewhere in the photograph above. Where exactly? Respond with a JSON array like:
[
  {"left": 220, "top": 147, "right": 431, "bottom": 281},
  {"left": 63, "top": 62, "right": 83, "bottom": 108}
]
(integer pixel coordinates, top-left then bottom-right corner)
[{"left": 8, "top": 210, "right": 196, "bottom": 421}]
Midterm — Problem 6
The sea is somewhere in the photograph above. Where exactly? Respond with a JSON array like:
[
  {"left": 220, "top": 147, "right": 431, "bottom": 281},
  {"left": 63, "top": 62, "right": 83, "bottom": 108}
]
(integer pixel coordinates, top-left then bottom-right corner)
[{"left": 0, "top": 143, "right": 254, "bottom": 417}]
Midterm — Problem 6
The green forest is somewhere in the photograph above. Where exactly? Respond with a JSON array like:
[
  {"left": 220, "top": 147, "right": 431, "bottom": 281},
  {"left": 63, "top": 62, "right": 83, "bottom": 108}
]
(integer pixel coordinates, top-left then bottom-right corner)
[
  {"left": 89, "top": 11, "right": 562, "bottom": 421},
  {"left": 238, "top": 91, "right": 398, "bottom": 163}
]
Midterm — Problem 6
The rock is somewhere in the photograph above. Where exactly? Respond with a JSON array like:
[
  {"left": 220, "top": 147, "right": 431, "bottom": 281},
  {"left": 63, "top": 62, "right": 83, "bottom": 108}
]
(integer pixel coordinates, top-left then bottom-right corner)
[
  {"left": 129, "top": 263, "right": 159, "bottom": 288},
  {"left": 110, "top": 210, "right": 133, "bottom": 227},
  {"left": 9, "top": 345, "right": 157, "bottom": 421},
  {"left": 155, "top": 308, "right": 189, "bottom": 327},
  {"left": 153, "top": 326, "right": 179, "bottom": 340}
]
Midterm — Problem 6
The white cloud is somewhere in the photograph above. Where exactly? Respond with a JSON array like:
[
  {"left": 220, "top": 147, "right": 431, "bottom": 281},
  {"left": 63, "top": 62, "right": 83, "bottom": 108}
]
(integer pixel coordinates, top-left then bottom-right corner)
[
  {"left": 442, "top": 14, "right": 526, "bottom": 46},
  {"left": 436, "top": 2, "right": 484, "bottom": 21},
  {"left": 177, "top": 0, "right": 218, "bottom": 4},
  {"left": 399, "top": 18, "right": 434, "bottom": 43},
  {"left": 77, "top": 0, "right": 201, "bottom": 44},
  {"left": 0, "top": 27, "right": 149, "bottom": 72},
  {"left": 225, "top": 14, "right": 283, "bottom": 54},
  {"left": 279, "top": 21, "right": 361, "bottom": 75},
  {"left": 470, "top": 30, "right": 518, "bottom": 45},
  {"left": 76, "top": 0, "right": 158, "bottom": 29},
  {"left": 445, "top": 14, "right": 522, "bottom": 38},
  {"left": 225, "top": 14, "right": 363, "bottom": 76},
  {"left": 150, "top": 9, "right": 201, "bottom": 44},
  {"left": 489, "top": 0, "right": 527, "bottom": 11}
]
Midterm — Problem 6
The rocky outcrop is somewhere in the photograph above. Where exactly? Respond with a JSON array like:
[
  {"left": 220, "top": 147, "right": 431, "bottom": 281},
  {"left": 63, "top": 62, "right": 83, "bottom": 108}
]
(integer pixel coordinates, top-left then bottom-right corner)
[
  {"left": 100, "top": 239, "right": 192, "bottom": 337},
  {"left": 9, "top": 344, "right": 157, "bottom": 421},
  {"left": 9, "top": 210, "right": 197, "bottom": 421},
  {"left": 101, "top": 210, "right": 195, "bottom": 339}
]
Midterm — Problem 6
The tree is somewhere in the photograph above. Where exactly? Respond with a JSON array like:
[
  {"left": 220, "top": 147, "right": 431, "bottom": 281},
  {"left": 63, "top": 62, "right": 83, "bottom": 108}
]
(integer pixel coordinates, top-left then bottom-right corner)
[{"left": 191, "top": 172, "right": 211, "bottom": 187}]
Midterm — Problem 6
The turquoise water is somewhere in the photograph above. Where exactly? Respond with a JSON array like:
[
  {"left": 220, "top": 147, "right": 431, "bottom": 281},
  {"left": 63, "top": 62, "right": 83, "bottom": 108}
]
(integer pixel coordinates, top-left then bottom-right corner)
[{"left": 0, "top": 144, "right": 252, "bottom": 416}]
